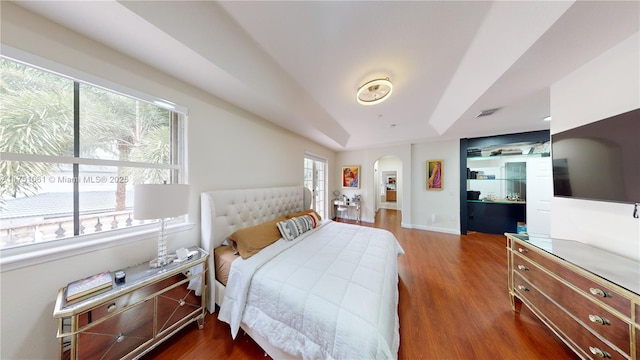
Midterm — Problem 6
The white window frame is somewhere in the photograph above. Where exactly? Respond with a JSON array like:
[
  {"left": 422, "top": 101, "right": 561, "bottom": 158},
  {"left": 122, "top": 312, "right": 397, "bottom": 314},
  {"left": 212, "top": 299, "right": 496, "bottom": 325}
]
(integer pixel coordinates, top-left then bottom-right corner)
[{"left": 0, "top": 47, "right": 191, "bottom": 272}]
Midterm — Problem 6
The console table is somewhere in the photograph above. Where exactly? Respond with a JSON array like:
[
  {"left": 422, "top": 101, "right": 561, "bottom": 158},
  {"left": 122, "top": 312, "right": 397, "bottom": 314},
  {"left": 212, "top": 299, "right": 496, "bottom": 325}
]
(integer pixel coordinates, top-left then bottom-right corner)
[
  {"left": 506, "top": 233, "right": 639, "bottom": 359},
  {"left": 53, "top": 247, "right": 208, "bottom": 360},
  {"left": 333, "top": 200, "right": 361, "bottom": 222}
]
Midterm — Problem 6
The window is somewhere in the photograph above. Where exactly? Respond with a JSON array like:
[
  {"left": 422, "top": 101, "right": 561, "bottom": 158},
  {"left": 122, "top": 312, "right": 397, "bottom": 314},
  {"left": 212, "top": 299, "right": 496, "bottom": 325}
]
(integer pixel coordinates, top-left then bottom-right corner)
[
  {"left": 0, "top": 57, "right": 185, "bottom": 251},
  {"left": 303, "top": 154, "right": 327, "bottom": 218}
]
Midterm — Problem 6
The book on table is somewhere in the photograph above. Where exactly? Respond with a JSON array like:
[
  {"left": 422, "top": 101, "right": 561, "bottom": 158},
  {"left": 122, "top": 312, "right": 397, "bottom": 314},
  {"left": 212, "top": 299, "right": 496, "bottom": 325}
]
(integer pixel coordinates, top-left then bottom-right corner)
[
  {"left": 65, "top": 270, "right": 113, "bottom": 303},
  {"left": 64, "top": 286, "right": 113, "bottom": 305}
]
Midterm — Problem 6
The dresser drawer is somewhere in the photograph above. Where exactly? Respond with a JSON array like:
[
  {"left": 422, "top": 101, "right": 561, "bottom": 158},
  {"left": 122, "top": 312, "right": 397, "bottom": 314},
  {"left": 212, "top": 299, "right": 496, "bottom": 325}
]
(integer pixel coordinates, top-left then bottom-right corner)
[
  {"left": 514, "top": 273, "right": 625, "bottom": 360},
  {"left": 512, "top": 240, "right": 631, "bottom": 317},
  {"left": 77, "top": 299, "right": 154, "bottom": 360},
  {"left": 156, "top": 278, "right": 203, "bottom": 334},
  {"left": 78, "top": 274, "right": 184, "bottom": 328},
  {"left": 513, "top": 254, "right": 631, "bottom": 355}
]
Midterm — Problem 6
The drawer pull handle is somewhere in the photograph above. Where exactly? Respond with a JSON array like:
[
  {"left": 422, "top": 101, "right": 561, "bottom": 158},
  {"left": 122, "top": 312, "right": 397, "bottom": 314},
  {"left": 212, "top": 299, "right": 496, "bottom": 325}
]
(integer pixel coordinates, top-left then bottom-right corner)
[
  {"left": 589, "top": 288, "right": 611, "bottom": 298},
  {"left": 589, "top": 346, "right": 611, "bottom": 358},
  {"left": 517, "top": 248, "right": 529, "bottom": 253},
  {"left": 517, "top": 265, "right": 529, "bottom": 271},
  {"left": 107, "top": 303, "right": 117, "bottom": 313},
  {"left": 517, "top": 285, "right": 529, "bottom": 292},
  {"left": 588, "top": 315, "right": 611, "bottom": 326},
  {"left": 116, "top": 333, "right": 125, "bottom": 343}
]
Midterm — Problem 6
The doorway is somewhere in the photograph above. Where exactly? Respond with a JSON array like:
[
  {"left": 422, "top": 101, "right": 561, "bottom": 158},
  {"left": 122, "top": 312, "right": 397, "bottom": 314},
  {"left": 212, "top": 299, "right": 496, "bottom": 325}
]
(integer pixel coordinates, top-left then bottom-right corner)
[
  {"left": 374, "top": 156, "right": 402, "bottom": 212},
  {"left": 380, "top": 171, "right": 397, "bottom": 209},
  {"left": 304, "top": 154, "right": 327, "bottom": 218}
]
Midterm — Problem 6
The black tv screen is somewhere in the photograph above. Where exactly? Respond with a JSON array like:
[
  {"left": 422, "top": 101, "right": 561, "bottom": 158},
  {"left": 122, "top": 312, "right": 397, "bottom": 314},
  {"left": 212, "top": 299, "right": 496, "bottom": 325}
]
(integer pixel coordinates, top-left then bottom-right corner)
[{"left": 552, "top": 108, "right": 640, "bottom": 204}]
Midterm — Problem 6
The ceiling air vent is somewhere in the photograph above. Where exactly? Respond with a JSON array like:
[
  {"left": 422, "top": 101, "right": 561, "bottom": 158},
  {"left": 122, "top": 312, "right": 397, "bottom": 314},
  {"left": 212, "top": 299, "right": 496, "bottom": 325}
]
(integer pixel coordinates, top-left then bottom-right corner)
[{"left": 475, "top": 107, "right": 502, "bottom": 118}]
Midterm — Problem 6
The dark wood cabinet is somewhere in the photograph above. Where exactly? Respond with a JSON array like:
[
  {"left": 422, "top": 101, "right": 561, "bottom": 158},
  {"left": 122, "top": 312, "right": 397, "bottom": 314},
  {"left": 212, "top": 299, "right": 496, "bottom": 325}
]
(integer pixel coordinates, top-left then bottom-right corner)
[
  {"left": 460, "top": 130, "right": 549, "bottom": 235},
  {"left": 467, "top": 201, "right": 525, "bottom": 234}
]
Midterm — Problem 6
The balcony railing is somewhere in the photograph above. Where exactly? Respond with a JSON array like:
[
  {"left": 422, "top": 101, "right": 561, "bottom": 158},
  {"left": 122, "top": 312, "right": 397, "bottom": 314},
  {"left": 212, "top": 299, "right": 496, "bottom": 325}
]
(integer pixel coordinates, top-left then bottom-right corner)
[{"left": 0, "top": 210, "right": 153, "bottom": 249}]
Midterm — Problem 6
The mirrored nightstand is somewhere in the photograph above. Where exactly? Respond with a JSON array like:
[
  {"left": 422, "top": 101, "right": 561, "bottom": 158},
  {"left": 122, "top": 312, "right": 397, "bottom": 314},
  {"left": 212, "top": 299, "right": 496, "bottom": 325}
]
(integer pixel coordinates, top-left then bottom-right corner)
[{"left": 53, "top": 247, "right": 208, "bottom": 360}]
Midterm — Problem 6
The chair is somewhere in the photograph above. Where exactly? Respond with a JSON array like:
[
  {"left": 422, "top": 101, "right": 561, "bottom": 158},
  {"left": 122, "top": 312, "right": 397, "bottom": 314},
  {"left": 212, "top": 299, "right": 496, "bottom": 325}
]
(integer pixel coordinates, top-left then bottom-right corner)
[{"left": 336, "top": 201, "right": 348, "bottom": 219}]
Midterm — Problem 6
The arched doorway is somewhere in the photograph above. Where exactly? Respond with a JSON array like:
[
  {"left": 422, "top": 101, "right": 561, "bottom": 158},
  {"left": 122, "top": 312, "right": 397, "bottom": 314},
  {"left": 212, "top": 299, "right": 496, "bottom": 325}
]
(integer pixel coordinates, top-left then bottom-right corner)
[{"left": 374, "top": 156, "right": 402, "bottom": 214}]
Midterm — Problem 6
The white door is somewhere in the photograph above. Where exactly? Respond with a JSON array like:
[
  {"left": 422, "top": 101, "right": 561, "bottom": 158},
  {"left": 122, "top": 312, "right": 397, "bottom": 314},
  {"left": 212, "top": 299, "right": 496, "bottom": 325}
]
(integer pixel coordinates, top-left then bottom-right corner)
[
  {"left": 304, "top": 155, "right": 327, "bottom": 218},
  {"left": 526, "top": 157, "right": 552, "bottom": 236}
]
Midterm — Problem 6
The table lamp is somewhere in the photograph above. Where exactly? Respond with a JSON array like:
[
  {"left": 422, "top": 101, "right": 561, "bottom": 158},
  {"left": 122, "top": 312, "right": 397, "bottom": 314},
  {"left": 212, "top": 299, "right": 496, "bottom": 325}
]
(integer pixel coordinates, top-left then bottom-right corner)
[{"left": 133, "top": 183, "right": 190, "bottom": 268}]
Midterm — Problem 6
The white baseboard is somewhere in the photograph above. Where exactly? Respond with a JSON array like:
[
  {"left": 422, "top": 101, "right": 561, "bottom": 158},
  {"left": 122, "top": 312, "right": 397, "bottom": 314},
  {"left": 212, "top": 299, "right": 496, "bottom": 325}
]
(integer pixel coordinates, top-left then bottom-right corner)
[{"left": 410, "top": 224, "right": 461, "bottom": 235}]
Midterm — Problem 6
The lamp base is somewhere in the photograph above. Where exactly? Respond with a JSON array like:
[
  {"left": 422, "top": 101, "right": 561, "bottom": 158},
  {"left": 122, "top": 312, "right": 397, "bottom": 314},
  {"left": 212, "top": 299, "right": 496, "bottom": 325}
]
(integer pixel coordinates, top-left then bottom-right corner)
[{"left": 149, "top": 254, "right": 176, "bottom": 268}]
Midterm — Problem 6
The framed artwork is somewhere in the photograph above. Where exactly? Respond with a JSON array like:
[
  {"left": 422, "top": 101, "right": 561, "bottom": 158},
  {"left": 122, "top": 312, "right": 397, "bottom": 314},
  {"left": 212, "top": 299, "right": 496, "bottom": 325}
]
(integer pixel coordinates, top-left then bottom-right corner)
[
  {"left": 427, "top": 160, "right": 443, "bottom": 190},
  {"left": 342, "top": 165, "right": 360, "bottom": 189}
]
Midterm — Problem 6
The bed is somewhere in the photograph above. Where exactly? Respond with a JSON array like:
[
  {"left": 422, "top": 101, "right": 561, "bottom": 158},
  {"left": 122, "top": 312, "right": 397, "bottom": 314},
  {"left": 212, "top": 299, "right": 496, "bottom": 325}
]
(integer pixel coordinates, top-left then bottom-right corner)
[{"left": 200, "top": 186, "right": 404, "bottom": 359}]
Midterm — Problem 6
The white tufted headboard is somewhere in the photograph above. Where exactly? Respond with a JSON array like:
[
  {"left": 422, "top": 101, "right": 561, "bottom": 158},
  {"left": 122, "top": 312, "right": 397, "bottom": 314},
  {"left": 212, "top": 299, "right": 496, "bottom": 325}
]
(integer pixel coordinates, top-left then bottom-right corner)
[
  {"left": 200, "top": 186, "right": 311, "bottom": 311},
  {"left": 201, "top": 186, "right": 311, "bottom": 251}
]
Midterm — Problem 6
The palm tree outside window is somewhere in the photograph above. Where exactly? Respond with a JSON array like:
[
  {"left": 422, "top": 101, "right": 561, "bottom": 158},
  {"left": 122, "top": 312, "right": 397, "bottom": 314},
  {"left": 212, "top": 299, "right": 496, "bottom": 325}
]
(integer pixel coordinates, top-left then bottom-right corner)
[{"left": 0, "top": 57, "right": 185, "bottom": 250}]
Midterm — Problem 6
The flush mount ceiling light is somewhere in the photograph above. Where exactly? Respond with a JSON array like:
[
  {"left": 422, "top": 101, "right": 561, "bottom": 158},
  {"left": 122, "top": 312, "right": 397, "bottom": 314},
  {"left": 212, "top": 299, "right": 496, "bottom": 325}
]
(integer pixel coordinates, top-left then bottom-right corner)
[{"left": 357, "top": 78, "right": 393, "bottom": 105}]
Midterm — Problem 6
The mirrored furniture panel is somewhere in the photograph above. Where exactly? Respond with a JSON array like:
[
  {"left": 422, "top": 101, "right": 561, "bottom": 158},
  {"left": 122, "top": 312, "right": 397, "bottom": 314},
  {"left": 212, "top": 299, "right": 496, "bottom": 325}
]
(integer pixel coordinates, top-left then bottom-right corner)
[
  {"left": 333, "top": 199, "right": 361, "bottom": 223},
  {"left": 53, "top": 247, "right": 208, "bottom": 360}
]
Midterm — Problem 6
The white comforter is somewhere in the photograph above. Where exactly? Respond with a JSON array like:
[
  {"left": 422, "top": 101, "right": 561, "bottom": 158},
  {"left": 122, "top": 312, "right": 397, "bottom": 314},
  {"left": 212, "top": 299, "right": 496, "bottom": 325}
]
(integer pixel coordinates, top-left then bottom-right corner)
[{"left": 218, "top": 220, "right": 404, "bottom": 360}]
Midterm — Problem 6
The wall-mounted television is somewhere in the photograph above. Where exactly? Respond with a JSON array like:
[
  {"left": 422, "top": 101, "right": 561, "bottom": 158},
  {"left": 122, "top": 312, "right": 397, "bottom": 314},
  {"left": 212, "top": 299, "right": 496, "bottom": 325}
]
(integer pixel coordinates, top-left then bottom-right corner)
[{"left": 552, "top": 108, "right": 639, "bottom": 204}]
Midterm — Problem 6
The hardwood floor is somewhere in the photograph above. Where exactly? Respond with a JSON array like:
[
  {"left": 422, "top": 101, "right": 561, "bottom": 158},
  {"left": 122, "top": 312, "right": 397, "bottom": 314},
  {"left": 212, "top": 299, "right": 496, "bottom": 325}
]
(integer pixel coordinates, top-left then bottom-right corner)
[{"left": 145, "top": 209, "right": 578, "bottom": 359}]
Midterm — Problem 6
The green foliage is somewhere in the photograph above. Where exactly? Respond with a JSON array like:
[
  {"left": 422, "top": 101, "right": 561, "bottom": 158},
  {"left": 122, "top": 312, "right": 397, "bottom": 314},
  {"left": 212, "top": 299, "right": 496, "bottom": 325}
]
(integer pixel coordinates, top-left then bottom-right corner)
[
  {"left": 128, "top": 125, "right": 171, "bottom": 184},
  {"left": 0, "top": 58, "right": 174, "bottom": 205},
  {"left": 0, "top": 58, "right": 73, "bottom": 197}
]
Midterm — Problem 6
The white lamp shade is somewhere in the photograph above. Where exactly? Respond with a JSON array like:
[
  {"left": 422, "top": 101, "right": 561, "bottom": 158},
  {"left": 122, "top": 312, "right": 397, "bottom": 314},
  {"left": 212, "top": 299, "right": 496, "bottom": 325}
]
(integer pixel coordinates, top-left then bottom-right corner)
[{"left": 133, "top": 184, "right": 190, "bottom": 220}]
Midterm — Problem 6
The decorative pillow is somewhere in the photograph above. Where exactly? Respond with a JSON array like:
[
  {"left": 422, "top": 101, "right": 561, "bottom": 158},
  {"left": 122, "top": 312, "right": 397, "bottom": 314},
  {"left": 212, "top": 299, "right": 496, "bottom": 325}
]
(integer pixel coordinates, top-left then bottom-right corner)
[
  {"left": 277, "top": 215, "right": 317, "bottom": 241},
  {"left": 286, "top": 209, "right": 322, "bottom": 222},
  {"left": 228, "top": 216, "right": 286, "bottom": 259}
]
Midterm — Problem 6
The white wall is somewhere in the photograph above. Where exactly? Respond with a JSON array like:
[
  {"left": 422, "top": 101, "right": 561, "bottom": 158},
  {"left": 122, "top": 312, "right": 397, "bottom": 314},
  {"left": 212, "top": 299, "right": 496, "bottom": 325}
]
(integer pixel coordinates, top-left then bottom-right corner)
[
  {"left": 0, "top": 3, "right": 335, "bottom": 359},
  {"left": 550, "top": 32, "right": 640, "bottom": 260},
  {"left": 411, "top": 140, "right": 461, "bottom": 233},
  {"left": 336, "top": 145, "right": 413, "bottom": 227},
  {"left": 334, "top": 140, "right": 461, "bottom": 234}
]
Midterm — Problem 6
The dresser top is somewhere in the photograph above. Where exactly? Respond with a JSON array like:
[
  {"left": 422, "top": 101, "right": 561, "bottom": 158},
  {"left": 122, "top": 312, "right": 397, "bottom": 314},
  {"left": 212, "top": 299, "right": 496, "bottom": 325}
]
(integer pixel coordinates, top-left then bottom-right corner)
[
  {"left": 53, "top": 247, "right": 208, "bottom": 317},
  {"left": 510, "top": 234, "right": 640, "bottom": 296}
]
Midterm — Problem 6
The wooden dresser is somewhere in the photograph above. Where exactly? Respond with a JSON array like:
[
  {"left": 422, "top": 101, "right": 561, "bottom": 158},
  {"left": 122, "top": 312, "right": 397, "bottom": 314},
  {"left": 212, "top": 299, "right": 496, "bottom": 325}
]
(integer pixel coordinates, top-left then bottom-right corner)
[{"left": 506, "top": 233, "right": 639, "bottom": 359}]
